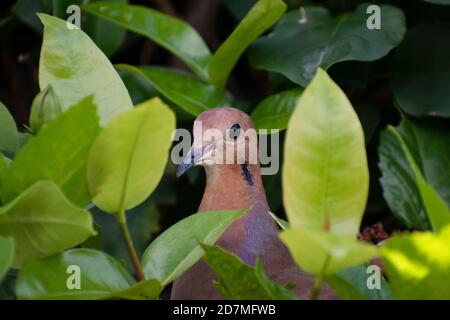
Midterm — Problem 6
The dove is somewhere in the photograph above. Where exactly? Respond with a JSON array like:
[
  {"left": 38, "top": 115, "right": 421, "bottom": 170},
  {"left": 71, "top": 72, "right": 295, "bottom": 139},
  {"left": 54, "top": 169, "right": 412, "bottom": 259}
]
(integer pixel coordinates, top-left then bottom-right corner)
[{"left": 171, "top": 107, "right": 336, "bottom": 300}]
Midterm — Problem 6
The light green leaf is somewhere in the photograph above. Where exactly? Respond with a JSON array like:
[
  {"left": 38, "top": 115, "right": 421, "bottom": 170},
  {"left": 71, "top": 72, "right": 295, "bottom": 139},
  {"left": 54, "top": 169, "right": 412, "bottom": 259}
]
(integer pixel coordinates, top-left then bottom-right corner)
[
  {"left": 388, "top": 126, "right": 450, "bottom": 232},
  {"left": 53, "top": 0, "right": 127, "bottom": 57},
  {"left": 1, "top": 97, "right": 100, "bottom": 207},
  {"left": 141, "top": 210, "right": 246, "bottom": 286},
  {"left": 249, "top": 4, "right": 406, "bottom": 86},
  {"left": 381, "top": 225, "right": 450, "bottom": 299},
  {"left": 283, "top": 68, "right": 369, "bottom": 236},
  {"left": 15, "top": 248, "right": 160, "bottom": 300},
  {"left": 29, "top": 85, "right": 63, "bottom": 132},
  {"left": 208, "top": 0, "right": 286, "bottom": 88},
  {"left": 38, "top": 13, "right": 132, "bottom": 125},
  {"left": 0, "top": 236, "right": 14, "bottom": 281},
  {"left": 251, "top": 88, "right": 302, "bottom": 131},
  {"left": 0, "top": 181, "right": 95, "bottom": 266},
  {"left": 87, "top": 98, "right": 175, "bottom": 213},
  {"left": 327, "top": 263, "right": 392, "bottom": 300},
  {"left": 392, "top": 23, "right": 450, "bottom": 117},
  {"left": 84, "top": 2, "right": 212, "bottom": 80},
  {"left": 0, "top": 101, "right": 18, "bottom": 156},
  {"left": 118, "top": 65, "right": 231, "bottom": 116},
  {"left": 280, "top": 228, "right": 378, "bottom": 276},
  {"left": 268, "top": 211, "right": 289, "bottom": 231},
  {"left": 201, "top": 244, "right": 296, "bottom": 300}
]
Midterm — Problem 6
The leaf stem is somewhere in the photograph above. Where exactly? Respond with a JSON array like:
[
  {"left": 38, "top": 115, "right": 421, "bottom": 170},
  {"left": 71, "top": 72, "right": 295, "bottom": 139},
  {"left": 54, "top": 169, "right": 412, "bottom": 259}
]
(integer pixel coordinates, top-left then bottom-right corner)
[
  {"left": 117, "top": 209, "right": 145, "bottom": 282},
  {"left": 309, "top": 255, "right": 331, "bottom": 300}
]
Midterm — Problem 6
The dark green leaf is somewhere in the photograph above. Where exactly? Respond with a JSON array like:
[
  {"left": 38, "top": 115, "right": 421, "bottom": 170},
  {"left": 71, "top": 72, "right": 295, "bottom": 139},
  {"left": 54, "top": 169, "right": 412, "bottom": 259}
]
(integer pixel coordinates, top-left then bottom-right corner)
[
  {"left": 223, "top": 0, "right": 257, "bottom": 20},
  {"left": 208, "top": 0, "right": 286, "bottom": 88},
  {"left": 327, "top": 263, "right": 392, "bottom": 300},
  {"left": 202, "top": 244, "right": 296, "bottom": 300},
  {"left": 249, "top": 4, "right": 406, "bottom": 86},
  {"left": 389, "top": 126, "right": 450, "bottom": 232},
  {"left": 378, "top": 118, "right": 450, "bottom": 229},
  {"left": 392, "top": 23, "right": 450, "bottom": 117},
  {"left": 141, "top": 210, "right": 246, "bottom": 286},
  {"left": 12, "top": 0, "right": 51, "bottom": 33},
  {"left": 84, "top": 2, "right": 212, "bottom": 79},
  {"left": 251, "top": 88, "right": 302, "bottom": 131},
  {"left": 421, "top": 0, "right": 450, "bottom": 5},
  {"left": 1, "top": 97, "right": 100, "bottom": 207},
  {"left": 118, "top": 65, "right": 231, "bottom": 116}
]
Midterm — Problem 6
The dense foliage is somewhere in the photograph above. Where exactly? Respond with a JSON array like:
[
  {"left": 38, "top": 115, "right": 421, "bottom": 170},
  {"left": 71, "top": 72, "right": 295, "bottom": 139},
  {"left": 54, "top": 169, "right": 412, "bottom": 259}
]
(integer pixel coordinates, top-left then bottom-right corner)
[{"left": 0, "top": 0, "right": 449, "bottom": 300}]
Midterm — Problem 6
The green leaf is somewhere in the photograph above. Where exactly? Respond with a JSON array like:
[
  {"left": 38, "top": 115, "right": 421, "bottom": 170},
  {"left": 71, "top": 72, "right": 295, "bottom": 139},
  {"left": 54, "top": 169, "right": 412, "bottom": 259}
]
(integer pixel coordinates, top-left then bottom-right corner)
[
  {"left": 0, "top": 153, "right": 8, "bottom": 174},
  {"left": 283, "top": 69, "right": 368, "bottom": 236},
  {"left": 29, "top": 85, "right": 63, "bottom": 132},
  {"left": 280, "top": 228, "right": 378, "bottom": 276},
  {"left": 388, "top": 126, "right": 450, "bottom": 232},
  {"left": 201, "top": 244, "right": 296, "bottom": 300},
  {"left": 327, "top": 263, "right": 392, "bottom": 300},
  {"left": 268, "top": 211, "right": 289, "bottom": 231},
  {"left": 53, "top": 0, "right": 127, "bottom": 57},
  {"left": 224, "top": 0, "right": 257, "bottom": 20},
  {"left": 378, "top": 118, "right": 450, "bottom": 230},
  {"left": 105, "top": 279, "right": 161, "bottom": 300},
  {"left": 84, "top": 2, "right": 212, "bottom": 80},
  {"left": 381, "top": 225, "right": 450, "bottom": 299},
  {"left": 12, "top": 0, "right": 51, "bottom": 33},
  {"left": 0, "top": 101, "right": 18, "bottom": 156},
  {"left": 392, "top": 23, "right": 450, "bottom": 117},
  {"left": 38, "top": 13, "right": 132, "bottom": 125},
  {"left": 0, "top": 181, "right": 95, "bottom": 266},
  {"left": 87, "top": 98, "right": 175, "bottom": 213},
  {"left": 0, "top": 236, "right": 14, "bottom": 281},
  {"left": 118, "top": 65, "right": 231, "bottom": 116},
  {"left": 251, "top": 88, "right": 302, "bottom": 131},
  {"left": 208, "top": 0, "right": 286, "bottom": 88},
  {"left": 1, "top": 97, "right": 100, "bottom": 207},
  {"left": 248, "top": 4, "right": 406, "bottom": 86},
  {"left": 141, "top": 210, "right": 246, "bottom": 286},
  {"left": 16, "top": 248, "right": 161, "bottom": 300},
  {"left": 421, "top": 0, "right": 450, "bottom": 4}
]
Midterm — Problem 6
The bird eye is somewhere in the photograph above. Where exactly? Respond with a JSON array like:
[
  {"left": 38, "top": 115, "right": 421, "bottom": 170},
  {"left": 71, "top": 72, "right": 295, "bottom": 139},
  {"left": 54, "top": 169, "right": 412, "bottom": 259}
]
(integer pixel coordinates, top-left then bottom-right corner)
[{"left": 229, "top": 123, "right": 241, "bottom": 140}]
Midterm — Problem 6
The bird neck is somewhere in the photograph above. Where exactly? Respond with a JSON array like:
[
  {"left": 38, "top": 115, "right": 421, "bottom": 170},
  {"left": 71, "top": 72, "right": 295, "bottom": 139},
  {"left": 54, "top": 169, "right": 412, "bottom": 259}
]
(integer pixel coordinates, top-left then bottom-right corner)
[{"left": 198, "top": 163, "right": 269, "bottom": 212}]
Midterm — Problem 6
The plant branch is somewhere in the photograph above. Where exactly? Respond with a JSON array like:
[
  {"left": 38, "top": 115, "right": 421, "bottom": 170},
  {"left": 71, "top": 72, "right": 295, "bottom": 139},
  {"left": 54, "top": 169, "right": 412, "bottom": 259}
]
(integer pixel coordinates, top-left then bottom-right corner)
[
  {"left": 309, "top": 255, "right": 331, "bottom": 300},
  {"left": 118, "top": 209, "right": 145, "bottom": 282}
]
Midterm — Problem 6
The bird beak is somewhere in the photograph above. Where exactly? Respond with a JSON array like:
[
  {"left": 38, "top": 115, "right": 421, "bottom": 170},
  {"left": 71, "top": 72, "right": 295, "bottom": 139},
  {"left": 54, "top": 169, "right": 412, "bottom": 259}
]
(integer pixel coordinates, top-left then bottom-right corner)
[
  {"left": 176, "top": 148, "right": 197, "bottom": 177},
  {"left": 176, "top": 142, "right": 216, "bottom": 177}
]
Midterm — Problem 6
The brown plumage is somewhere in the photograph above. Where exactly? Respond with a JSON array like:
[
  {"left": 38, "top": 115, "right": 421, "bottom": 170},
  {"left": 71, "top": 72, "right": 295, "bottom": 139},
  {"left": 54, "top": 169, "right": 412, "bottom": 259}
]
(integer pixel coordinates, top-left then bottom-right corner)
[{"left": 171, "top": 107, "right": 336, "bottom": 300}]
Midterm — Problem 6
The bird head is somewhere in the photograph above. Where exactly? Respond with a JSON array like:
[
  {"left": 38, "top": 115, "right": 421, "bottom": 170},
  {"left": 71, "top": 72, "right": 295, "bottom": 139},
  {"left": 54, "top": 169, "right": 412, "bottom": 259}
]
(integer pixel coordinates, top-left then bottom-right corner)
[{"left": 176, "top": 107, "right": 258, "bottom": 177}]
